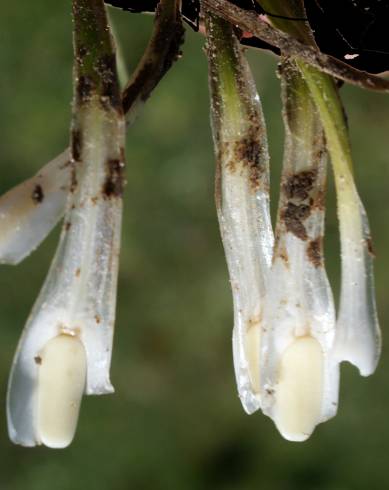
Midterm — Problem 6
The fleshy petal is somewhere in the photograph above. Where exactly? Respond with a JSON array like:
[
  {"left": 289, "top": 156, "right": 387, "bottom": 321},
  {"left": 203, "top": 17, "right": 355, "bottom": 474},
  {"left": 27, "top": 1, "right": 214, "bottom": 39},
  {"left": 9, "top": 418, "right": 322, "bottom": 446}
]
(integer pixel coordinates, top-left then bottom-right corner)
[
  {"left": 260, "top": 61, "right": 338, "bottom": 440},
  {"left": 0, "top": 150, "right": 70, "bottom": 265},
  {"left": 205, "top": 13, "right": 273, "bottom": 413}
]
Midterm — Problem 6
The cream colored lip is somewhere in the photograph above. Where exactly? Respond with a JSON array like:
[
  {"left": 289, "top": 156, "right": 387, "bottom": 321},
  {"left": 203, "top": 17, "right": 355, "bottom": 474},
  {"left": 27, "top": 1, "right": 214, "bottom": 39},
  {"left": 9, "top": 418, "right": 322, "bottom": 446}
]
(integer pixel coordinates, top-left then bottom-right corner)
[
  {"left": 274, "top": 336, "right": 324, "bottom": 442},
  {"left": 37, "top": 335, "right": 86, "bottom": 449}
]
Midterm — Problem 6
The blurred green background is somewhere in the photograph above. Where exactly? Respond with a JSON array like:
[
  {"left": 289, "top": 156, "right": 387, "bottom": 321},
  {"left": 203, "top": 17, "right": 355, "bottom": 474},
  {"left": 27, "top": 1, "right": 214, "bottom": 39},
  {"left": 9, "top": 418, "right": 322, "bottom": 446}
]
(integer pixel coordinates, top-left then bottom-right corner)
[{"left": 0, "top": 2, "right": 389, "bottom": 489}]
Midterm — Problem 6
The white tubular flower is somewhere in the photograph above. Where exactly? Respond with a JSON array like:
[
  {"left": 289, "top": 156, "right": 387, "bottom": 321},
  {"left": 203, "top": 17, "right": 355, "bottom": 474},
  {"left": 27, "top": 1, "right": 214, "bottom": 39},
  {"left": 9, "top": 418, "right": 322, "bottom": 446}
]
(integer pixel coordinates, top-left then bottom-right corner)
[
  {"left": 0, "top": 149, "right": 70, "bottom": 265},
  {"left": 259, "top": 61, "right": 338, "bottom": 441},
  {"left": 7, "top": 0, "right": 125, "bottom": 448},
  {"left": 205, "top": 14, "right": 273, "bottom": 414},
  {"left": 298, "top": 63, "right": 381, "bottom": 377},
  {"left": 334, "top": 193, "right": 380, "bottom": 375}
]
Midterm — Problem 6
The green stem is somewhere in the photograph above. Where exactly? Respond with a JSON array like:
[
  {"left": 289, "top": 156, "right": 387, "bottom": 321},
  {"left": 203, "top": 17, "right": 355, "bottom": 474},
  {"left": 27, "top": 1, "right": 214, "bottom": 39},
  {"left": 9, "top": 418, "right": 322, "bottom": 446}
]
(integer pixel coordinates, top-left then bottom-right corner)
[
  {"left": 73, "top": 0, "right": 120, "bottom": 107},
  {"left": 297, "top": 63, "right": 354, "bottom": 190},
  {"left": 256, "top": 0, "right": 313, "bottom": 44},
  {"left": 107, "top": 10, "right": 130, "bottom": 89},
  {"left": 256, "top": 0, "right": 354, "bottom": 188}
]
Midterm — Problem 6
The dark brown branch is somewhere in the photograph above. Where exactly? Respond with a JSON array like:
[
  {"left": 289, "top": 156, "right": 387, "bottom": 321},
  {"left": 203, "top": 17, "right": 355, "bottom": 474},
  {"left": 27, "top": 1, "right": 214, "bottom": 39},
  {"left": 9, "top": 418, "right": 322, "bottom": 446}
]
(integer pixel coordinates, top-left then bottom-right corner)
[
  {"left": 201, "top": 0, "right": 389, "bottom": 93},
  {"left": 122, "top": 0, "right": 185, "bottom": 114}
]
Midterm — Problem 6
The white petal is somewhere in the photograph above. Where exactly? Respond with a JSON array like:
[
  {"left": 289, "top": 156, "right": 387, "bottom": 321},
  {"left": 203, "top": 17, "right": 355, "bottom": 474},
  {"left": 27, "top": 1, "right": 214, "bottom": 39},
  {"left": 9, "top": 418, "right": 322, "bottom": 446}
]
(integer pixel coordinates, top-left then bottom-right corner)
[
  {"left": 0, "top": 150, "right": 70, "bottom": 264},
  {"left": 206, "top": 15, "right": 273, "bottom": 413},
  {"left": 333, "top": 190, "right": 381, "bottom": 375},
  {"left": 7, "top": 104, "right": 125, "bottom": 445},
  {"left": 296, "top": 61, "right": 381, "bottom": 377},
  {"left": 260, "top": 62, "right": 338, "bottom": 436}
]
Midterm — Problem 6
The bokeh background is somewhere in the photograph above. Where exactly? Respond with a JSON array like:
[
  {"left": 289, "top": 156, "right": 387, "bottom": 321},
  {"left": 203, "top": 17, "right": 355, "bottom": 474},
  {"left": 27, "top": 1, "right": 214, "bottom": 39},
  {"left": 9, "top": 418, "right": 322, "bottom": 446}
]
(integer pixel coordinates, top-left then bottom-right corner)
[{"left": 0, "top": 2, "right": 389, "bottom": 489}]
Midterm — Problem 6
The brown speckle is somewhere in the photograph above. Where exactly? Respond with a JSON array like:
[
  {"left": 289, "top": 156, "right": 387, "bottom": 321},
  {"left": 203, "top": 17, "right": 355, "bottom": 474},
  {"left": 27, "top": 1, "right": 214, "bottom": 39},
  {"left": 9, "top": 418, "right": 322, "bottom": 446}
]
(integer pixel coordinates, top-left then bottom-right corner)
[
  {"left": 234, "top": 138, "right": 261, "bottom": 167},
  {"left": 366, "top": 236, "right": 376, "bottom": 257},
  {"left": 281, "top": 203, "right": 311, "bottom": 240},
  {"left": 247, "top": 315, "right": 260, "bottom": 330},
  {"left": 75, "top": 268, "right": 81, "bottom": 277},
  {"left": 97, "top": 54, "right": 122, "bottom": 112},
  {"left": 34, "top": 356, "right": 42, "bottom": 365},
  {"left": 59, "top": 159, "right": 71, "bottom": 170},
  {"left": 32, "top": 184, "right": 44, "bottom": 204},
  {"left": 72, "top": 130, "right": 82, "bottom": 162},
  {"left": 77, "top": 45, "right": 88, "bottom": 60},
  {"left": 283, "top": 170, "right": 317, "bottom": 201},
  {"left": 307, "top": 237, "right": 323, "bottom": 267},
  {"left": 103, "top": 159, "right": 125, "bottom": 198},
  {"left": 95, "top": 315, "right": 101, "bottom": 324},
  {"left": 232, "top": 132, "right": 266, "bottom": 191},
  {"left": 278, "top": 248, "right": 289, "bottom": 264},
  {"left": 70, "top": 163, "right": 78, "bottom": 193},
  {"left": 77, "top": 75, "right": 95, "bottom": 103},
  {"left": 65, "top": 221, "right": 72, "bottom": 231}
]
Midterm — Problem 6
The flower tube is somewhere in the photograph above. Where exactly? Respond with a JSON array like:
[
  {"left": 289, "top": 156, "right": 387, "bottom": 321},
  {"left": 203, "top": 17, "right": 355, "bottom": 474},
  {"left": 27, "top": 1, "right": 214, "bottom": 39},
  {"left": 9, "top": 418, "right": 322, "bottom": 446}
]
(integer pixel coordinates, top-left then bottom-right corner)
[
  {"left": 260, "top": 61, "right": 338, "bottom": 441},
  {"left": 205, "top": 13, "right": 273, "bottom": 414},
  {"left": 299, "top": 63, "right": 381, "bottom": 376},
  {"left": 7, "top": 0, "right": 126, "bottom": 447}
]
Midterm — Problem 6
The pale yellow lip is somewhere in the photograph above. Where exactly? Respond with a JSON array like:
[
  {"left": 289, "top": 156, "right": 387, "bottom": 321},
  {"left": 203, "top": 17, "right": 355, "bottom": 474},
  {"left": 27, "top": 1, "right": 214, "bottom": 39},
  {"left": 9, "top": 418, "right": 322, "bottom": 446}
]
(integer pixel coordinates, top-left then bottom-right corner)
[
  {"left": 274, "top": 336, "right": 324, "bottom": 442},
  {"left": 37, "top": 335, "right": 86, "bottom": 449}
]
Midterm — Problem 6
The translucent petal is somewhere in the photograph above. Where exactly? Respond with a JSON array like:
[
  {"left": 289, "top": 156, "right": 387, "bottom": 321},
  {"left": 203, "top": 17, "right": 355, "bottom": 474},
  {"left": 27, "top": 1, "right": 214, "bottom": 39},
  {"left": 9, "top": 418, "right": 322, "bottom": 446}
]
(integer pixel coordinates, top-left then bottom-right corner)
[
  {"left": 333, "top": 189, "right": 381, "bottom": 375},
  {"left": 296, "top": 62, "right": 381, "bottom": 377},
  {"left": 7, "top": 104, "right": 125, "bottom": 446},
  {"left": 260, "top": 62, "right": 338, "bottom": 439},
  {"left": 0, "top": 150, "right": 70, "bottom": 264},
  {"left": 206, "top": 14, "right": 273, "bottom": 413}
]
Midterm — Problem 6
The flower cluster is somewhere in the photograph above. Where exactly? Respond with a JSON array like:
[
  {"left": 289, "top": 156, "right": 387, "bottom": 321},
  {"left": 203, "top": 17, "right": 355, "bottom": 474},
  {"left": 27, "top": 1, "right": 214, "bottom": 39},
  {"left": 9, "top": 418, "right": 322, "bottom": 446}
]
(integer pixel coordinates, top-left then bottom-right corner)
[
  {"left": 205, "top": 11, "right": 381, "bottom": 441},
  {"left": 0, "top": 0, "right": 384, "bottom": 448}
]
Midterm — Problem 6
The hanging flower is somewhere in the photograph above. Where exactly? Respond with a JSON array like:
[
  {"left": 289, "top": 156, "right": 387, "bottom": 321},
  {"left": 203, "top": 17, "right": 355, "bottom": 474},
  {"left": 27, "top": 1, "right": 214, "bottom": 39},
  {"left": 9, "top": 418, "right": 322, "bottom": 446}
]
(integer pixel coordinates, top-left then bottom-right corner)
[
  {"left": 204, "top": 3, "right": 381, "bottom": 441},
  {"left": 205, "top": 12, "right": 273, "bottom": 414},
  {"left": 0, "top": 0, "right": 385, "bottom": 448},
  {"left": 7, "top": 0, "right": 126, "bottom": 447},
  {"left": 259, "top": 60, "right": 338, "bottom": 441}
]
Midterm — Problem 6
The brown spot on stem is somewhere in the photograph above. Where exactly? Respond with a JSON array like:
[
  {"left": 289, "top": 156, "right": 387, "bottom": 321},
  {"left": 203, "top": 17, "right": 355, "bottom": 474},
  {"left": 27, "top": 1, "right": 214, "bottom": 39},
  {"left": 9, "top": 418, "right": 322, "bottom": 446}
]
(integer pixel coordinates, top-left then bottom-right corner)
[
  {"left": 75, "top": 268, "right": 81, "bottom": 277},
  {"left": 278, "top": 247, "right": 289, "bottom": 264},
  {"left": 281, "top": 203, "right": 311, "bottom": 240},
  {"left": 70, "top": 165, "right": 78, "bottom": 193},
  {"left": 32, "top": 184, "right": 44, "bottom": 204},
  {"left": 233, "top": 136, "right": 265, "bottom": 190},
  {"left": 103, "top": 159, "right": 125, "bottom": 198},
  {"left": 307, "top": 237, "right": 323, "bottom": 267},
  {"left": 65, "top": 221, "right": 72, "bottom": 231},
  {"left": 77, "top": 75, "right": 95, "bottom": 103},
  {"left": 97, "top": 54, "right": 122, "bottom": 112},
  {"left": 72, "top": 130, "right": 82, "bottom": 162},
  {"left": 234, "top": 138, "right": 261, "bottom": 165},
  {"left": 34, "top": 356, "right": 42, "bottom": 365},
  {"left": 59, "top": 159, "right": 71, "bottom": 170},
  {"left": 283, "top": 170, "right": 317, "bottom": 201},
  {"left": 95, "top": 315, "right": 101, "bottom": 324},
  {"left": 76, "top": 45, "right": 88, "bottom": 61},
  {"left": 366, "top": 236, "right": 376, "bottom": 257}
]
